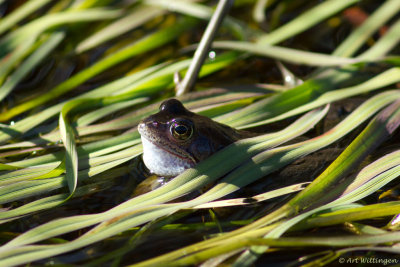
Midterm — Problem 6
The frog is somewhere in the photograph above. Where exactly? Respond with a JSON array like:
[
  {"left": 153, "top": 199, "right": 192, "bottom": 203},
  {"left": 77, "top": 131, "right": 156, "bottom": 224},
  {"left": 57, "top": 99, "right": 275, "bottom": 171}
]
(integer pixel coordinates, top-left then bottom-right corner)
[{"left": 138, "top": 98, "right": 250, "bottom": 177}]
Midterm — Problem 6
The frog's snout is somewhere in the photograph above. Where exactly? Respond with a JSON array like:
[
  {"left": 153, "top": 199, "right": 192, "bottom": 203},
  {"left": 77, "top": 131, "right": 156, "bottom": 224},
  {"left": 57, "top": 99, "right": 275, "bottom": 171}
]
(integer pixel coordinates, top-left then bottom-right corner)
[
  {"left": 138, "top": 120, "right": 160, "bottom": 135},
  {"left": 138, "top": 122, "right": 145, "bottom": 135}
]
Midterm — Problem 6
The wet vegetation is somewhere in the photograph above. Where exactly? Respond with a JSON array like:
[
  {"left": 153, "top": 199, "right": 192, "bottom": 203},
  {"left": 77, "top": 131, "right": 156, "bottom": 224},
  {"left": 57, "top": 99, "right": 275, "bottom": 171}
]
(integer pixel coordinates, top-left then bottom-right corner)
[{"left": 0, "top": 0, "right": 399, "bottom": 266}]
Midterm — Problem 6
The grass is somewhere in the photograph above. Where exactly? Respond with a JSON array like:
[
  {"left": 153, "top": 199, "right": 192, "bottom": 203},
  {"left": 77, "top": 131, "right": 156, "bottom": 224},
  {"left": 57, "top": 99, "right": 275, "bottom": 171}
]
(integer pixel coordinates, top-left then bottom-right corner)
[{"left": 0, "top": 0, "right": 399, "bottom": 266}]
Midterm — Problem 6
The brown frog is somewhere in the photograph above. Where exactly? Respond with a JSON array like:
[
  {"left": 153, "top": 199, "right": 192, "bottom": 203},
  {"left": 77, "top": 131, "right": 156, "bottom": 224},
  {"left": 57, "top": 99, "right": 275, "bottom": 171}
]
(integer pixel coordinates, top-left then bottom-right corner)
[{"left": 138, "top": 99, "right": 250, "bottom": 177}]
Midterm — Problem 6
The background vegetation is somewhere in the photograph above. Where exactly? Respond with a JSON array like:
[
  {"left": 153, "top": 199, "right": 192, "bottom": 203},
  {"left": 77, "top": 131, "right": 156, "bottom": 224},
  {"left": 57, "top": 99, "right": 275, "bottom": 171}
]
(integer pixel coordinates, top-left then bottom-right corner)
[{"left": 0, "top": 0, "right": 399, "bottom": 266}]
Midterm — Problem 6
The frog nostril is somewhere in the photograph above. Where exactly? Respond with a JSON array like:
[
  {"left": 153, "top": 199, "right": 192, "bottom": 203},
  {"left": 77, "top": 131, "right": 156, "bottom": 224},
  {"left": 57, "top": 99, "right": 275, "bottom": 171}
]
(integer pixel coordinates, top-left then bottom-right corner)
[{"left": 138, "top": 122, "right": 145, "bottom": 133}]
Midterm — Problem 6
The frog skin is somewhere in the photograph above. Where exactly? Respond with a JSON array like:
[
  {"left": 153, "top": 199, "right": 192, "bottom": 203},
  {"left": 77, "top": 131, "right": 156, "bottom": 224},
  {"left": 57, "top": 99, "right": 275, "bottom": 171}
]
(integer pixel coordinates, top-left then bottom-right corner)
[{"left": 138, "top": 99, "right": 250, "bottom": 177}]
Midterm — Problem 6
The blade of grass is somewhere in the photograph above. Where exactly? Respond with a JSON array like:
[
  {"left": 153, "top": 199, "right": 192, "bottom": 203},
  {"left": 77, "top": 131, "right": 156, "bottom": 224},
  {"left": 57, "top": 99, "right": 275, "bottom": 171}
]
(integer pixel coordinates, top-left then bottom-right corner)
[
  {"left": 0, "top": 37, "right": 36, "bottom": 85},
  {"left": 239, "top": 68, "right": 400, "bottom": 128},
  {"left": 0, "top": 17, "right": 198, "bottom": 122},
  {"left": 3, "top": 94, "right": 398, "bottom": 266},
  {"left": 0, "top": 167, "right": 129, "bottom": 222},
  {"left": 358, "top": 18, "right": 400, "bottom": 60},
  {"left": 131, "top": 92, "right": 400, "bottom": 267},
  {"left": 75, "top": 5, "right": 164, "bottom": 53},
  {"left": 0, "top": 51, "right": 237, "bottom": 144},
  {"left": 212, "top": 41, "right": 358, "bottom": 66},
  {"left": 0, "top": 8, "right": 122, "bottom": 58},
  {"left": 192, "top": 182, "right": 309, "bottom": 209},
  {"left": 0, "top": 104, "right": 327, "bottom": 251},
  {"left": 0, "top": 32, "right": 64, "bottom": 101},
  {"left": 333, "top": 0, "right": 400, "bottom": 57},
  {"left": 297, "top": 199, "right": 400, "bottom": 229},
  {"left": 234, "top": 99, "right": 400, "bottom": 265},
  {"left": 0, "top": 0, "right": 54, "bottom": 35},
  {"left": 257, "top": 0, "right": 358, "bottom": 45}
]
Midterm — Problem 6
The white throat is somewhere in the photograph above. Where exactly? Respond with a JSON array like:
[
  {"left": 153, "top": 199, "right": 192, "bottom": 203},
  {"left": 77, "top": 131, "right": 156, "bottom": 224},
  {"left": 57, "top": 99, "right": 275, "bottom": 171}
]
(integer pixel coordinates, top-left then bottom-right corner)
[{"left": 141, "top": 136, "right": 194, "bottom": 177}]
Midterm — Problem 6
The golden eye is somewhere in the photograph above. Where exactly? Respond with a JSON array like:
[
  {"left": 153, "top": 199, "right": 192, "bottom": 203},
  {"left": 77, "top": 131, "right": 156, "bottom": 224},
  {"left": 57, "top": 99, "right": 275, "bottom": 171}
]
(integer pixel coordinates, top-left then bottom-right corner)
[{"left": 171, "top": 122, "right": 193, "bottom": 140}]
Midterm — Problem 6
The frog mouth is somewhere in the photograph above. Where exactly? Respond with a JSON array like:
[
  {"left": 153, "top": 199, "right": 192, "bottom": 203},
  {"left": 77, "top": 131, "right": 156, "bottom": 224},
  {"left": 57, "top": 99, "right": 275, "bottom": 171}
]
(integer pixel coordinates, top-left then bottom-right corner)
[
  {"left": 138, "top": 129, "right": 196, "bottom": 164},
  {"left": 140, "top": 136, "right": 195, "bottom": 177}
]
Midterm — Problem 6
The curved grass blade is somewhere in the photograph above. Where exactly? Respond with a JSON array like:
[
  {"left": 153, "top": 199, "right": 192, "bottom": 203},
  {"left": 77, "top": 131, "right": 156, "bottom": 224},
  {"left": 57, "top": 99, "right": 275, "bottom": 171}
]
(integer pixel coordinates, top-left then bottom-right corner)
[
  {"left": 0, "top": 0, "right": 54, "bottom": 35},
  {"left": 145, "top": 0, "right": 248, "bottom": 40},
  {"left": 192, "top": 182, "right": 309, "bottom": 209},
  {"left": 257, "top": 0, "right": 358, "bottom": 45},
  {"left": 76, "top": 5, "right": 164, "bottom": 53},
  {"left": 0, "top": 8, "right": 121, "bottom": 57},
  {"left": 212, "top": 41, "right": 358, "bottom": 66},
  {"left": 0, "top": 144, "right": 142, "bottom": 204},
  {"left": 233, "top": 99, "right": 400, "bottom": 265},
  {"left": 59, "top": 104, "right": 78, "bottom": 195},
  {"left": 75, "top": 97, "right": 148, "bottom": 127},
  {"left": 0, "top": 17, "right": 198, "bottom": 122},
  {"left": 238, "top": 68, "right": 400, "bottom": 128},
  {"left": 31, "top": 160, "right": 65, "bottom": 180},
  {"left": 0, "top": 51, "right": 237, "bottom": 144},
  {"left": 0, "top": 32, "right": 64, "bottom": 101},
  {"left": 298, "top": 199, "right": 400, "bottom": 230},
  {"left": 0, "top": 167, "right": 128, "bottom": 222},
  {"left": 130, "top": 93, "right": 400, "bottom": 267},
  {"left": 0, "top": 163, "right": 21, "bottom": 171},
  {"left": 58, "top": 93, "right": 146, "bottom": 196},
  {"left": 333, "top": 0, "right": 400, "bottom": 57},
  {"left": 3, "top": 94, "right": 397, "bottom": 266},
  {"left": 0, "top": 165, "right": 59, "bottom": 186},
  {"left": 359, "top": 18, "right": 400, "bottom": 61},
  {"left": 0, "top": 105, "right": 328, "bottom": 255},
  {"left": 0, "top": 37, "right": 36, "bottom": 85}
]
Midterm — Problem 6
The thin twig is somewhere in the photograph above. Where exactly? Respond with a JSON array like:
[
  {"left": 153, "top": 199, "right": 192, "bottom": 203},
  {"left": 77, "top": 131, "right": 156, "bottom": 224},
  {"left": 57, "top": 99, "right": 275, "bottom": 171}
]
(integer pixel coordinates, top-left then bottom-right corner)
[{"left": 176, "top": 0, "right": 234, "bottom": 96}]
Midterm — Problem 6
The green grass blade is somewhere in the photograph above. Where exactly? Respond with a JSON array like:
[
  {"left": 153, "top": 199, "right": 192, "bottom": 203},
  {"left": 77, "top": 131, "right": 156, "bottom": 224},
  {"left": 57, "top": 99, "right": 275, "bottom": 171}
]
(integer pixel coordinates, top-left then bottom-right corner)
[
  {"left": 0, "top": 167, "right": 128, "bottom": 222},
  {"left": 145, "top": 0, "right": 248, "bottom": 40},
  {"left": 333, "top": 0, "right": 400, "bottom": 57},
  {"left": 0, "top": 105, "right": 327, "bottom": 254},
  {"left": 240, "top": 68, "right": 400, "bottom": 128},
  {"left": 257, "top": 0, "right": 358, "bottom": 45},
  {"left": 59, "top": 101, "right": 83, "bottom": 195},
  {"left": 0, "top": 144, "right": 141, "bottom": 204},
  {"left": 218, "top": 68, "right": 400, "bottom": 127},
  {"left": 133, "top": 91, "right": 400, "bottom": 266},
  {"left": 299, "top": 199, "right": 400, "bottom": 229},
  {"left": 0, "top": 8, "right": 122, "bottom": 57},
  {"left": 75, "top": 97, "right": 148, "bottom": 126},
  {"left": 359, "top": 18, "right": 400, "bottom": 60},
  {"left": 0, "top": 0, "right": 54, "bottom": 35},
  {"left": 76, "top": 6, "right": 164, "bottom": 53},
  {"left": 0, "top": 32, "right": 64, "bottom": 101},
  {"left": 0, "top": 52, "right": 236, "bottom": 144},
  {"left": 0, "top": 17, "right": 198, "bottom": 122},
  {"left": 290, "top": 100, "right": 400, "bottom": 210},
  {"left": 0, "top": 37, "right": 36, "bottom": 85},
  {"left": 193, "top": 182, "right": 309, "bottom": 209},
  {"left": 234, "top": 99, "right": 400, "bottom": 265},
  {"left": 212, "top": 41, "right": 358, "bottom": 66}
]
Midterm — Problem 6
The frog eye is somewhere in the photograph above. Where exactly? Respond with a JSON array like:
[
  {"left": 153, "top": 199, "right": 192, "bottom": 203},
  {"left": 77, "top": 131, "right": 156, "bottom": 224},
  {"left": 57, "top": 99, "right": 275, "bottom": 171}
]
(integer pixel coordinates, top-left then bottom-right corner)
[{"left": 170, "top": 121, "right": 193, "bottom": 140}]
